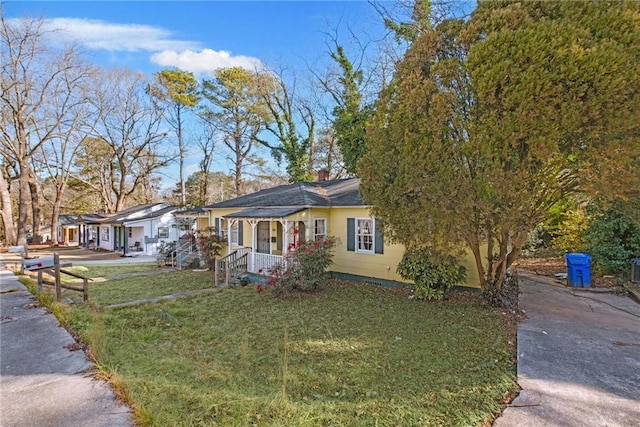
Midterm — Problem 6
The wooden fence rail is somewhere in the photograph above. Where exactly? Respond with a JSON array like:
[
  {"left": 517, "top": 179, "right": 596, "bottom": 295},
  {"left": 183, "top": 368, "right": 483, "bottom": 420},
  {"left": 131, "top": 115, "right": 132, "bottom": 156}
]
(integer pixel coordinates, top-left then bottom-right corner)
[{"left": 27, "top": 253, "right": 92, "bottom": 302}]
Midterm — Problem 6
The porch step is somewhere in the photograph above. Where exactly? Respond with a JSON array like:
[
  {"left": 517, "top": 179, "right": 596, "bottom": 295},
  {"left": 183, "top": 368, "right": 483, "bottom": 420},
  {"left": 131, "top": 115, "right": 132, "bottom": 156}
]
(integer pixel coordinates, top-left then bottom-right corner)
[{"left": 176, "top": 252, "right": 201, "bottom": 269}]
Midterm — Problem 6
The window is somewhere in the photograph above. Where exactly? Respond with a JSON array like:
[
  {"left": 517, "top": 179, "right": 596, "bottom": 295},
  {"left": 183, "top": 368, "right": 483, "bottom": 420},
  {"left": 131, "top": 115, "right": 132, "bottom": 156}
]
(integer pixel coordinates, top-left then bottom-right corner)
[
  {"left": 347, "top": 218, "right": 383, "bottom": 254},
  {"left": 101, "top": 227, "right": 110, "bottom": 242},
  {"left": 158, "top": 226, "right": 169, "bottom": 239},
  {"left": 356, "top": 218, "right": 374, "bottom": 253},
  {"left": 314, "top": 219, "right": 326, "bottom": 241},
  {"left": 230, "top": 222, "right": 239, "bottom": 245}
]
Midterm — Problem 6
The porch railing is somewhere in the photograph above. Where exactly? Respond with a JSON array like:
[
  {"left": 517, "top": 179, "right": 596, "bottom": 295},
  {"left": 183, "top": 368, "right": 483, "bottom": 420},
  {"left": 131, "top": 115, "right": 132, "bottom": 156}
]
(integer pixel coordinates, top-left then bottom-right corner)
[
  {"left": 214, "top": 249, "right": 285, "bottom": 286},
  {"left": 215, "top": 248, "right": 251, "bottom": 287},
  {"left": 175, "top": 239, "right": 198, "bottom": 269},
  {"left": 249, "top": 252, "right": 285, "bottom": 275}
]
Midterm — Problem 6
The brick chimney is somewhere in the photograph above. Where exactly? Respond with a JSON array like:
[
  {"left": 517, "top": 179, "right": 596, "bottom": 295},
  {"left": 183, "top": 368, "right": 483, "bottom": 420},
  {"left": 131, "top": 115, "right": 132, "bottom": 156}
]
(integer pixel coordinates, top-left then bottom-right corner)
[{"left": 317, "top": 169, "right": 329, "bottom": 181}]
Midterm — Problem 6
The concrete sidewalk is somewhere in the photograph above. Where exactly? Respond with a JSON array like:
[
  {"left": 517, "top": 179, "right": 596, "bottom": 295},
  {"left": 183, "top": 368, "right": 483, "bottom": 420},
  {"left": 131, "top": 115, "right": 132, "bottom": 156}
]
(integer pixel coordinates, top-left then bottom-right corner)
[
  {"left": 0, "top": 268, "right": 132, "bottom": 427},
  {"left": 494, "top": 274, "right": 640, "bottom": 427}
]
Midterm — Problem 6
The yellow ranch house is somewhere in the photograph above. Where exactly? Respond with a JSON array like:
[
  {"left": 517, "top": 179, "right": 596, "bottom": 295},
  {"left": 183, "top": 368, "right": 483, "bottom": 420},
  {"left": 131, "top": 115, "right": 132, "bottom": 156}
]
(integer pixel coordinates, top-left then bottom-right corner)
[{"left": 193, "top": 178, "right": 481, "bottom": 289}]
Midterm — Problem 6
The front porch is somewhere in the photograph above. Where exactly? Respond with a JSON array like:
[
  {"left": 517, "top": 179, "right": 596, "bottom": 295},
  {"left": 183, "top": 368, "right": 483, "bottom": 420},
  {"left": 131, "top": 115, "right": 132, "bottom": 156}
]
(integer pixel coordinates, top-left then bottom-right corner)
[
  {"left": 212, "top": 208, "right": 312, "bottom": 285},
  {"left": 214, "top": 248, "right": 285, "bottom": 287}
]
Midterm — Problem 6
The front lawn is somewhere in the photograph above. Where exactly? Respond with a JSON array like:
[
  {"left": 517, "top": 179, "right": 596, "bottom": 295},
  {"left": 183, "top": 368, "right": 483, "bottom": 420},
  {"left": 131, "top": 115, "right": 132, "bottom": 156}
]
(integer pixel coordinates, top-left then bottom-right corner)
[
  {"left": 63, "top": 262, "right": 161, "bottom": 279},
  {"left": 88, "top": 270, "right": 214, "bottom": 306},
  {"left": 69, "top": 280, "right": 517, "bottom": 426}
]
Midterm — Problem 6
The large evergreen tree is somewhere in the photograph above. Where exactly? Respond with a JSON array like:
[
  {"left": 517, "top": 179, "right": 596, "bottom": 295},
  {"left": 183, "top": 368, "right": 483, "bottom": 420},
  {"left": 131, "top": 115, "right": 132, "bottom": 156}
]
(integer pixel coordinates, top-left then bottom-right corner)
[
  {"left": 360, "top": 1, "right": 640, "bottom": 303},
  {"left": 149, "top": 69, "right": 199, "bottom": 206},
  {"left": 200, "top": 67, "right": 272, "bottom": 196}
]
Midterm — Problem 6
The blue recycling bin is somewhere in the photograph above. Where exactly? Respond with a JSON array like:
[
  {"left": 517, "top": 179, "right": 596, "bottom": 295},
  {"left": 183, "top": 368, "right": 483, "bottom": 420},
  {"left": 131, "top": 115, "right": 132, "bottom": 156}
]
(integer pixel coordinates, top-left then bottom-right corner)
[
  {"left": 632, "top": 258, "right": 640, "bottom": 284},
  {"left": 565, "top": 253, "right": 591, "bottom": 288}
]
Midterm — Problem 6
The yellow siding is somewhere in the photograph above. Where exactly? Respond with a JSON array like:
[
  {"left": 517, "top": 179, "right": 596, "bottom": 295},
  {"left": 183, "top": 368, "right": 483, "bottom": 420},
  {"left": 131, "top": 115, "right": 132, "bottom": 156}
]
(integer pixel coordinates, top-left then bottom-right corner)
[
  {"left": 325, "top": 207, "right": 409, "bottom": 284},
  {"left": 463, "top": 250, "right": 482, "bottom": 289},
  {"left": 195, "top": 217, "right": 210, "bottom": 233},
  {"left": 207, "top": 206, "right": 481, "bottom": 289},
  {"left": 326, "top": 207, "right": 481, "bottom": 289}
]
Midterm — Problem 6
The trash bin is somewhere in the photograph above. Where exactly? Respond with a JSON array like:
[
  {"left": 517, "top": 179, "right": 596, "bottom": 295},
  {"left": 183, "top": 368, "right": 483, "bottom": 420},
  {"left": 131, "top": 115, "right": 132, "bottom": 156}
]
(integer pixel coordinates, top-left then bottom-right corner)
[
  {"left": 632, "top": 258, "right": 640, "bottom": 284},
  {"left": 565, "top": 253, "right": 591, "bottom": 288}
]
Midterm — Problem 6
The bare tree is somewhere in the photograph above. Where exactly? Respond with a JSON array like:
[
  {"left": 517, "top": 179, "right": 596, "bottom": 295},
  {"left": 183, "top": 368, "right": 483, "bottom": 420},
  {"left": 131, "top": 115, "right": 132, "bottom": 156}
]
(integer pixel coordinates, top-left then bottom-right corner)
[
  {"left": 0, "top": 165, "right": 17, "bottom": 245},
  {"left": 37, "top": 66, "right": 95, "bottom": 244},
  {"left": 77, "top": 68, "right": 171, "bottom": 212},
  {"left": 256, "top": 69, "right": 316, "bottom": 182},
  {"left": 1, "top": 16, "right": 89, "bottom": 245},
  {"left": 191, "top": 118, "right": 219, "bottom": 204}
]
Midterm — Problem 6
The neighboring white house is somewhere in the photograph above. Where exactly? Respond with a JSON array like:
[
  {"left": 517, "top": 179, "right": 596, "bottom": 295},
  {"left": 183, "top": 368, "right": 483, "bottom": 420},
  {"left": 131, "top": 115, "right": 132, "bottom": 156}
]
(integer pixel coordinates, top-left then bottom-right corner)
[
  {"left": 78, "top": 203, "right": 179, "bottom": 256},
  {"left": 122, "top": 205, "right": 180, "bottom": 255},
  {"left": 57, "top": 215, "right": 79, "bottom": 245}
]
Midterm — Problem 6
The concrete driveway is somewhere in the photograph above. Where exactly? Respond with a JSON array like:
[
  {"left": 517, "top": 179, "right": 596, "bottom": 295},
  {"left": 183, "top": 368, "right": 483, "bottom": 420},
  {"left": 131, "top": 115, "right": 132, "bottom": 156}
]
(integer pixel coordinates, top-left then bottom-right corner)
[
  {"left": 0, "top": 269, "right": 132, "bottom": 427},
  {"left": 494, "top": 273, "right": 640, "bottom": 426}
]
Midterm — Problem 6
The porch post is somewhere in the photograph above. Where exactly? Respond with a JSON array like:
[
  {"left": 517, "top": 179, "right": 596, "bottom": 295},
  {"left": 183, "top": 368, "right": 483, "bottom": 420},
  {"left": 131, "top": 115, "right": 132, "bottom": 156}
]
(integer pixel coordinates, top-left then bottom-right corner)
[
  {"left": 283, "top": 220, "right": 289, "bottom": 256},
  {"left": 250, "top": 220, "right": 258, "bottom": 272},
  {"left": 227, "top": 218, "right": 233, "bottom": 255}
]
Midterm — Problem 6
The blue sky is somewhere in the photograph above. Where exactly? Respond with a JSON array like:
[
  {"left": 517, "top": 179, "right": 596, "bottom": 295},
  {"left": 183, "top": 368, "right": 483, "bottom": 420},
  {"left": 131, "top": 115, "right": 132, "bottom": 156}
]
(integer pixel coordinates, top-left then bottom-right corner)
[
  {"left": 4, "top": 1, "right": 392, "bottom": 187},
  {"left": 3, "top": 1, "right": 388, "bottom": 78}
]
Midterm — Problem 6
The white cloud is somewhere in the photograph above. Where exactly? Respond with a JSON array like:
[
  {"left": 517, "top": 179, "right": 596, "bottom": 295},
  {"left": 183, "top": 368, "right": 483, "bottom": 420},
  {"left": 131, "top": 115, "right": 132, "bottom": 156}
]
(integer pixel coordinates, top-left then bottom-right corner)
[
  {"left": 37, "top": 17, "right": 200, "bottom": 52},
  {"left": 151, "top": 49, "right": 265, "bottom": 76},
  {"left": 8, "top": 17, "right": 264, "bottom": 76}
]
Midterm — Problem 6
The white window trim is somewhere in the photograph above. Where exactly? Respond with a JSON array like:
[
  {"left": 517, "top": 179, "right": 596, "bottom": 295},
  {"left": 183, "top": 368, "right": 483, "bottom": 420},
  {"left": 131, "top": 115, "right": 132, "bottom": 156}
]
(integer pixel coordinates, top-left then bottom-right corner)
[
  {"left": 355, "top": 217, "right": 374, "bottom": 254},
  {"left": 101, "top": 227, "right": 110, "bottom": 242},
  {"left": 158, "top": 226, "right": 169, "bottom": 239},
  {"left": 314, "top": 218, "right": 327, "bottom": 241},
  {"left": 230, "top": 221, "right": 239, "bottom": 246}
]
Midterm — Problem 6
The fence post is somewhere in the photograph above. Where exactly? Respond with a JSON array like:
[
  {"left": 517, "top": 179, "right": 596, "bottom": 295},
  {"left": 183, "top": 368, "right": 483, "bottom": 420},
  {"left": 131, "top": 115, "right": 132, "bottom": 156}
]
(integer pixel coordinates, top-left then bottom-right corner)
[
  {"left": 214, "top": 258, "right": 219, "bottom": 287},
  {"left": 54, "top": 253, "right": 62, "bottom": 302},
  {"left": 83, "top": 278, "right": 89, "bottom": 302}
]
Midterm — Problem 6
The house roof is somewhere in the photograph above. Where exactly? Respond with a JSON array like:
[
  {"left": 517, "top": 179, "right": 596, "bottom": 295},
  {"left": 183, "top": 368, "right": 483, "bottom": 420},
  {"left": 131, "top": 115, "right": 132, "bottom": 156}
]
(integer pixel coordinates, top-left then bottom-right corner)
[
  {"left": 58, "top": 214, "right": 79, "bottom": 226},
  {"left": 77, "top": 213, "right": 108, "bottom": 224},
  {"left": 79, "top": 203, "right": 175, "bottom": 225},
  {"left": 122, "top": 205, "right": 177, "bottom": 224},
  {"left": 223, "top": 207, "right": 306, "bottom": 219},
  {"left": 205, "top": 178, "right": 363, "bottom": 210},
  {"left": 174, "top": 206, "right": 208, "bottom": 217},
  {"left": 100, "top": 203, "right": 168, "bottom": 223}
]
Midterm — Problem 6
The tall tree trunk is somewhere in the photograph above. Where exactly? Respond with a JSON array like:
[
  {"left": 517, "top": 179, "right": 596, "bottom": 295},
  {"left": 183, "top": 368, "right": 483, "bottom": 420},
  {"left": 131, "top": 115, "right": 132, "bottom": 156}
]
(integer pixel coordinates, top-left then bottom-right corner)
[
  {"left": 17, "top": 173, "right": 30, "bottom": 246},
  {"left": 235, "top": 159, "right": 243, "bottom": 196},
  {"left": 177, "top": 109, "right": 187, "bottom": 206},
  {"left": 50, "top": 192, "right": 63, "bottom": 246},
  {"left": 28, "top": 169, "right": 42, "bottom": 244},
  {"left": 0, "top": 170, "right": 17, "bottom": 245},
  {"left": 202, "top": 174, "right": 209, "bottom": 205}
]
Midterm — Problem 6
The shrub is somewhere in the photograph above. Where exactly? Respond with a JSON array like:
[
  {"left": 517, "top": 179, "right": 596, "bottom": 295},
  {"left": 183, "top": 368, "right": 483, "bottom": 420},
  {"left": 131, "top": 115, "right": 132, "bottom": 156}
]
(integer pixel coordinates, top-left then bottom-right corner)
[
  {"left": 197, "top": 234, "right": 225, "bottom": 270},
  {"left": 584, "top": 207, "right": 640, "bottom": 275},
  {"left": 396, "top": 247, "right": 466, "bottom": 301},
  {"left": 269, "top": 237, "right": 337, "bottom": 296},
  {"left": 552, "top": 208, "right": 589, "bottom": 253}
]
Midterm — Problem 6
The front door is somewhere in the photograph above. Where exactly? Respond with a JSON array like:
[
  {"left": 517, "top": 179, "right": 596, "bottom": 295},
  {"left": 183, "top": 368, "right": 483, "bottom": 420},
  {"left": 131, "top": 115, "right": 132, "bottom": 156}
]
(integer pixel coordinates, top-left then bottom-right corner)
[{"left": 256, "top": 221, "right": 270, "bottom": 254}]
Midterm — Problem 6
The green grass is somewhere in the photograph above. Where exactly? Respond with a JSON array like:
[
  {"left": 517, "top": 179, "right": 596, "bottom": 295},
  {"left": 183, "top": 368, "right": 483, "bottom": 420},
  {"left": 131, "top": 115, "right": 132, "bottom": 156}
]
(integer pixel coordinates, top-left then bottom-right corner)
[
  {"left": 68, "top": 280, "right": 517, "bottom": 426},
  {"left": 88, "top": 270, "right": 214, "bottom": 306},
  {"left": 63, "top": 263, "right": 161, "bottom": 279}
]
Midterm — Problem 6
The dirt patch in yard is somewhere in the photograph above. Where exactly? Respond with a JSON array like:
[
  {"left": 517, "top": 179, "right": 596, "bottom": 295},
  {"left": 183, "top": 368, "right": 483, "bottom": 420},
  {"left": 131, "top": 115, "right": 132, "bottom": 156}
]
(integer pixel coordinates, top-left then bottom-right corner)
[
  {"left": 514, "top": 256, "right": 566, "bottom": 277},
  {"left": 514, "top": 256, "right": 618, "bottom": 288}
]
